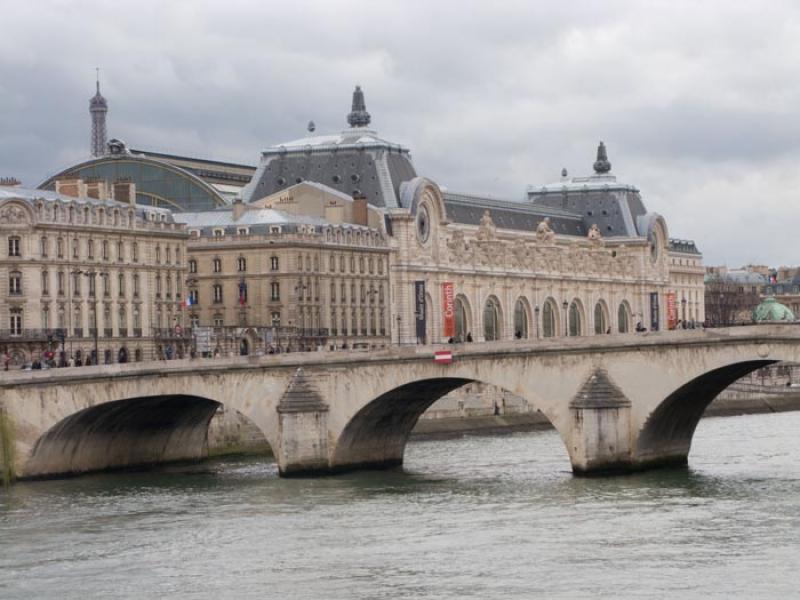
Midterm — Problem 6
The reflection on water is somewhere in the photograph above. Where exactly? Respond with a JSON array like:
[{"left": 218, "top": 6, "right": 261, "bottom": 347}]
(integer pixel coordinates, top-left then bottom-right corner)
[{"left": 1, "top": 412, "right": 799, "bottom": 599}]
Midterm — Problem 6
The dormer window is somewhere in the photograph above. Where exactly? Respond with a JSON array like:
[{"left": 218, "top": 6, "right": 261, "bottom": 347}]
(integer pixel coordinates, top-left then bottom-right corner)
[{"left": 213, "top": 229, "right": 224, "bottom": 237}]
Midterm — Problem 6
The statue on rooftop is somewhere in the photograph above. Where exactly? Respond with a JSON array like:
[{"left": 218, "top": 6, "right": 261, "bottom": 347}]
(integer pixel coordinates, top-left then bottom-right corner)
[
  {"left": 536, "top": 217, "right": 555, "bottom": 243},
  {"left": 477, "top": 210, "right": 496, "bottom": 241}
]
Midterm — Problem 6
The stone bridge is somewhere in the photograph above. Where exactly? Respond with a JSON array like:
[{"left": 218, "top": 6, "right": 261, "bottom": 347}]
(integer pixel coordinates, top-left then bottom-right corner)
[{"left": 1, "top": 325, "right": 799, "bottom": 482}]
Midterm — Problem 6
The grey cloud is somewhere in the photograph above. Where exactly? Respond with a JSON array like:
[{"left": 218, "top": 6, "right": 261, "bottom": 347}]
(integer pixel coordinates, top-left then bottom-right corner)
[{"left": 2, "top": 0, "right": 800, "bottom": 266}]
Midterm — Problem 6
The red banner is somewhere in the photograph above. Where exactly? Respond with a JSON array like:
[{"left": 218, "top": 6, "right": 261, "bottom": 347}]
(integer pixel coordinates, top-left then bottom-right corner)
[
  {"left": 442, "top": 282, "right": 455, "bottom": 338},
  {"left": 666, "top": 292, "right": 677, "bottom": 329}
]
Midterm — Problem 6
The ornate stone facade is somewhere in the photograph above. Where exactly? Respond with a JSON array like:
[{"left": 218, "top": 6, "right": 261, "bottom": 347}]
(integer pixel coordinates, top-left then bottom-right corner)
[
  {"left": 0, "top": 186, "right": 188, "bottom": 366},
  {"left": 179, "top": 184, "right": 391, "bottom": 355},
  {"left": 391, "top": 179, "right": 673, "bottom": 344}
]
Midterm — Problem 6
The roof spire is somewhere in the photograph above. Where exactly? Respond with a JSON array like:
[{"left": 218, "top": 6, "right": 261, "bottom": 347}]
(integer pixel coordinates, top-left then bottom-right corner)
[
  {"left": 89, "top": 68, "right": 108, "bottom": 157},
  {"left": 347, "top": 85, "right": 371, "bottom": 128},
  {"left": 593, "top": 141, "right": 611, "bottom": 174}
]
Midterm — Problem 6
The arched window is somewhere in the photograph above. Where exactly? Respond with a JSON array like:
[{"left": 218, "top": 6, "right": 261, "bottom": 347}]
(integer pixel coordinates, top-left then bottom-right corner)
[
  {"left": 542, "top": 300, "right": 557, "bottom": 338},
  {"left": 455, "top": 296, "right": 469, "bottom": 341},
  {"left": 569, "top": 301, "right": 582, "bottom": 337},
  {"left": 40, "top": 236, "right": 48, "bottom": 257},
  {"left": 513, "top": 298, "right": 528, "bottom": 339},
  {"left": 87, "top": 239, "right": 95, "bottom": 259},
  {"left": 483, "top": 296, "right": 501, "bottom": 341},
  {"left": 618, "top": 302, "right": 631, "bottom": 334},
  {"left": 594, "top": 302, "right": 608, "bottom": 335}
]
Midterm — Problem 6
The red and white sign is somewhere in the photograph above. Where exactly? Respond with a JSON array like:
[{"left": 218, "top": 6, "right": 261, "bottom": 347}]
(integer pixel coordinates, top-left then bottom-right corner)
[
  {"left": 434, "top": 350, "right": 453, "bottom": 364},
  {"left": 666, "top": 292, "right": 677, "bottom": 330},
  {"left": 442, "top": 282, "right": 455, "bottom": 338}
]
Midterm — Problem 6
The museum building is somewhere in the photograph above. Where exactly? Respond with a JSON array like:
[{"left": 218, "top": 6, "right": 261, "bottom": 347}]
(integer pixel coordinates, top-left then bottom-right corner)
[{"left": 14, "top": 83, "right": 705, "bottom": 359}]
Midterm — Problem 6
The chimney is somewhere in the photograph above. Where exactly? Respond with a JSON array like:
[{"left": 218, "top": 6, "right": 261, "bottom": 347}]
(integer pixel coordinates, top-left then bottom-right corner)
[
  {"left": 112, "top": 178, "right": 136, "bottom": 205},
  {"left": 352, "top": 193, "right": 368, "bottom": 226},
  {"left": 232, "top": 197, "right": 247, "bottom": 221},
  {"left": 85, "top": 178, "right": 108, "bottom": 200},
  {"left": 55, "top": 177, "right": 84, "bottom": 198}
]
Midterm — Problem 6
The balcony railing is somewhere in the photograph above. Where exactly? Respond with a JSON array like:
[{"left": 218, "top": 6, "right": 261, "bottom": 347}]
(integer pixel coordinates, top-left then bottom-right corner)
[
  {"left": 0, "top": 328, "right": 67, "bottom": 341},
  {"left": 152, "top": 328, "right": 192, "bottom": 339}
]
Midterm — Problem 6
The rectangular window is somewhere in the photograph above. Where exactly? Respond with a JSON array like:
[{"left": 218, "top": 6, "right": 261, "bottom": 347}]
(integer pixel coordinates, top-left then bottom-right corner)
[
  {"left": 9, "top": 310, "right": 22, "bottom": 335},
  {"left": 8, "top": 237, "right": 20, "bottom": 257},
  {"left": 9, "top": 272, "right": 22, "bottom": 295},
  {"left": 271, "top": 282, "right": 280, "bottom": 301}
]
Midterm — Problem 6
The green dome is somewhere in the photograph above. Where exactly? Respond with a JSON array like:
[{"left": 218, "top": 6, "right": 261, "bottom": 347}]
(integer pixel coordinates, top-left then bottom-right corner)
[{"left": 752, "top": 297, "right": 796, "bottom": 322}]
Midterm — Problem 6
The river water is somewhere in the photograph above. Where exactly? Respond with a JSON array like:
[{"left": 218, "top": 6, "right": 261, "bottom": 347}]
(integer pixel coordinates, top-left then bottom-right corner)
[{"left": 1, "top": 411, "right": 799, "bottom": 599}]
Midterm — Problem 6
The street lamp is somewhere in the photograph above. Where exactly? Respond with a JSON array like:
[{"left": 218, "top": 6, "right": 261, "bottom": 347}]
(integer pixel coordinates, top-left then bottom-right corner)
[
  {"left": 72, "top": 270, "right": 107, "bottom": 365},
  {"left": 681, "top": 297, "right": 687, "bottom": 328},
  {"left": 534, "top": 304, "right": 540, "bottom": 339},
  {"left": 396, "top": 314, "right": 402, "bottom": 346},
  {"left": 562, "top": 300, "right": 569, "bottom": 337}
]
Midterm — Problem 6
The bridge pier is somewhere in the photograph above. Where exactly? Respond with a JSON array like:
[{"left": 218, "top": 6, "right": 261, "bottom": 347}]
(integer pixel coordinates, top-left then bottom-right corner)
[
  {"left": 275, "top": 369, "right": 331, "bottom": 476},
  {"left": 568, "top": 369, "right": 634, "bottom": 474}
]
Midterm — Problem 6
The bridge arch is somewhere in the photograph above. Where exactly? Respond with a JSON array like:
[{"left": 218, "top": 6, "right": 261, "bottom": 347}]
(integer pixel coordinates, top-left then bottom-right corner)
[
  {"left": 330, "top": 376, "right": 569, "bottom": 473},
  {"left": 635, "top": 359, "right": 777, "bottom": 469},
  {"left": 24, "top": 394, "right": 228, "bottom": 478}
]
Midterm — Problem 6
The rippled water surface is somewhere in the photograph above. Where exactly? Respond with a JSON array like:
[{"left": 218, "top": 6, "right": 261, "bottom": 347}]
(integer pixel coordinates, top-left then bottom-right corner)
[{"left": 2, "top": 412, "right": 799, "bottom": 599}]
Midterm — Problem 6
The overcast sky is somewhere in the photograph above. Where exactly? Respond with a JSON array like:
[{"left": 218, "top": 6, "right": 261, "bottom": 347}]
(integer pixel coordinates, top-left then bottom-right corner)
[{"left": 1, "top": 0, "right": 799, "bottom": 266}]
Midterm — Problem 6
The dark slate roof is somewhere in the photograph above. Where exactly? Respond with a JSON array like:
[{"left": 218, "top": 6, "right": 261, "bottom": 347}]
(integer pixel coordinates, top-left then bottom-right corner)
[
  {"left": 529, "top": 181, "right": 646, "bottom": 238},
  {"left": 570, "top": 368, "right": 631, "bottom": 409},
  {"left": 277, "top": 368, "right": 329, "bottom": 413},
  {"left": 242, "top": 130, "right": 417, "bottom": 209},
  {"left": 669, "top": 238, "right": 702, "bottom": 255},
  {"left": 443, "top": 191, "right": 587, "bottom": 236}
]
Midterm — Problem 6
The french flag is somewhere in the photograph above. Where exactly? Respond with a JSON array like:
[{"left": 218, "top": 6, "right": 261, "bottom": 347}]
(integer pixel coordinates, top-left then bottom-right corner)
[{"left": 183, "top": 295, "right": 195, "bottom": 309}]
